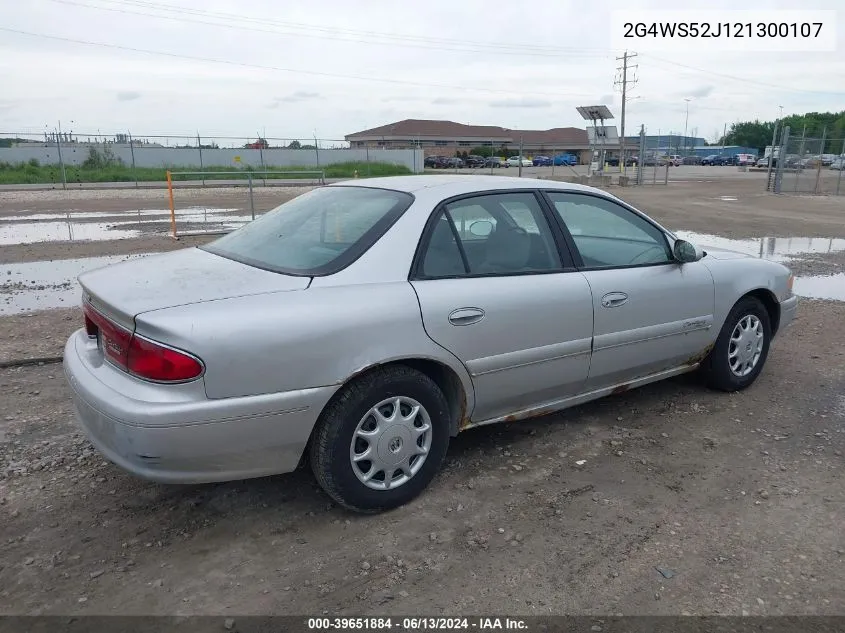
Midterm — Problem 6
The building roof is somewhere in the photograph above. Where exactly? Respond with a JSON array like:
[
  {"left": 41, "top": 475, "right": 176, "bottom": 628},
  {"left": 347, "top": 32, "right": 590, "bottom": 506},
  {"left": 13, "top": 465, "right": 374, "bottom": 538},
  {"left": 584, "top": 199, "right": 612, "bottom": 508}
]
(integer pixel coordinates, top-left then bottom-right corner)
[{"left": 345, "top": 119, "right": 588, "bottom": 144}]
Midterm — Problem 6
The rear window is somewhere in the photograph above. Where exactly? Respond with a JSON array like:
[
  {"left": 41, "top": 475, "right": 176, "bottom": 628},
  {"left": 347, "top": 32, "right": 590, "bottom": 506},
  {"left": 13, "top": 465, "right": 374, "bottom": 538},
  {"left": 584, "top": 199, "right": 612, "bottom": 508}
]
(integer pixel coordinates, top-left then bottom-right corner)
[{"left": 202, "top": 186, "right": 413, "bottom": 276}]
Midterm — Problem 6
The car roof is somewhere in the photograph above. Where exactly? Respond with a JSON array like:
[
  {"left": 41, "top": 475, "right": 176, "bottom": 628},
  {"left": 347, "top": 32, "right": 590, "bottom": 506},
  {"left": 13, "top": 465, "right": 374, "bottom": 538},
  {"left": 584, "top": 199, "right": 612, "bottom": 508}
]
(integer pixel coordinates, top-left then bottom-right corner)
[{"left": 329, "top": 174, "right": 600, "bottom": 197}]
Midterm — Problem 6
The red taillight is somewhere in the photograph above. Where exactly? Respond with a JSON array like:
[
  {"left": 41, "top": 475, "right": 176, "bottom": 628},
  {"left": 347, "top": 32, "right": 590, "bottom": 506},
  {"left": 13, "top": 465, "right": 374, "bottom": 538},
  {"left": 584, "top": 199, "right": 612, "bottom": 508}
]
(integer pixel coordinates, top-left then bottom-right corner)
[
  {"left": 83, "top": 302, "right": 132, "bottom": 367},
  {"left": 82, "top": 302, "right": 203, "bottom": 382},
  {"left": 127, "top": 336, "right": 203, "bottom": 382}
]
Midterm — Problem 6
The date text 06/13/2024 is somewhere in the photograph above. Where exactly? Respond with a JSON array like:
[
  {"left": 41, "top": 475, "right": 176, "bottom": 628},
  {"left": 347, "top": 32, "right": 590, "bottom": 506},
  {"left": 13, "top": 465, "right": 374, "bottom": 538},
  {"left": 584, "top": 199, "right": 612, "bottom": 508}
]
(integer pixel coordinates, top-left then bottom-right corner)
[{"left": 306, "top": 617, "right": 529, "bottom": 630}]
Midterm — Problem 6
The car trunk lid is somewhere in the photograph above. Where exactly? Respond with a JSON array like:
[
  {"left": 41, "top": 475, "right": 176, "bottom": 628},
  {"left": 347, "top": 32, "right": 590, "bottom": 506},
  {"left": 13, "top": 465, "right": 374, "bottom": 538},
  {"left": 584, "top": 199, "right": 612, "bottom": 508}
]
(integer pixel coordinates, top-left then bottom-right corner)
[{"left": 79, "top": 247, "right": 311, "bottom": 327}]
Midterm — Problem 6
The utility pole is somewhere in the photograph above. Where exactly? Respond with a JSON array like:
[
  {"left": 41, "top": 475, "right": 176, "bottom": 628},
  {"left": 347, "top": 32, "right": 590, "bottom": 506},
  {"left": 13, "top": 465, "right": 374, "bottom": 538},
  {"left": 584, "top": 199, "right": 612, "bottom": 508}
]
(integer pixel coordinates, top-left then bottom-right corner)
[
  {"left": 614, "top": 51, "right": 638, "bottom": 173},
  {"left": 683, "top": 98, "right": 691, "bottom": 156}
]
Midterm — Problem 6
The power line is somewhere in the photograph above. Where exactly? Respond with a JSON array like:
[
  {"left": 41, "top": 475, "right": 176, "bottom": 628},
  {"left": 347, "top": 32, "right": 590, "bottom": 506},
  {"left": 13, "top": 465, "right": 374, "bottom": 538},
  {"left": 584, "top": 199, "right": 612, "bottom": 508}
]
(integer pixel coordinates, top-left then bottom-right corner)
[
  {"left": 46, "top": 0, "right": 615, "bottom": 58},
  {"left": 0, "top": 27, "right": 600, "bottom": 98},
  {"left": 614, "top": 51, "right": 637, "bottom": 169},
  {"left": 71, "top": 0, "right": 845, "bottom": 97},
  {"left": 644, "top": 54, "right": 845, "bottom": 96}
]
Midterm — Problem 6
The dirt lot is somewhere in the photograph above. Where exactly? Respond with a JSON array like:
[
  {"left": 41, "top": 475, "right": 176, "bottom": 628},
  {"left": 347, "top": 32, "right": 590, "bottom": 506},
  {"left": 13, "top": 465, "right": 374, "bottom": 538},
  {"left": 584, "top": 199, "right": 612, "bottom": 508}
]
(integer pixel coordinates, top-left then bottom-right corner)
[{"left": 1, "top": 175, "right": 844, "bottom": 617}]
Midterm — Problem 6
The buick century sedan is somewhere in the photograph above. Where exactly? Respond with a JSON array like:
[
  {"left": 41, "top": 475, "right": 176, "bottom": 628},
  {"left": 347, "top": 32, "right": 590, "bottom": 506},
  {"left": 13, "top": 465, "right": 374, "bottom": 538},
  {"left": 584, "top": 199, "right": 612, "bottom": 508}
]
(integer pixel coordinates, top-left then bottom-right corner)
[{"left": 64, "top": 175, "right": 798, "bottom": 512}]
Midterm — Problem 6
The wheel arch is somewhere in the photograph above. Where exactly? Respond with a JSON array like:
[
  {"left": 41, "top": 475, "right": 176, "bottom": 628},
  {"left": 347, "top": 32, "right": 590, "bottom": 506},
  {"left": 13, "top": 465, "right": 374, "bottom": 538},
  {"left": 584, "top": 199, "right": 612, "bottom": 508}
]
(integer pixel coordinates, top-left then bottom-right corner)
[
  {"left": 740, "top": 288, "right": 781, "bottom": 335},
  {"left": 299, "top": 357, "right": 474, "bottom": 467}
]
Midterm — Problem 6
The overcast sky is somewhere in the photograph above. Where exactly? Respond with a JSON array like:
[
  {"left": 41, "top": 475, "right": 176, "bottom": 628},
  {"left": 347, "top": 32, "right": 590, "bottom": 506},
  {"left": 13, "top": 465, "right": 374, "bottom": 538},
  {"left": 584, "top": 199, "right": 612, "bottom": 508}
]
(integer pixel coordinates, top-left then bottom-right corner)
[{"left": 2, "top": 0, "right": 844, "bottom": 143}]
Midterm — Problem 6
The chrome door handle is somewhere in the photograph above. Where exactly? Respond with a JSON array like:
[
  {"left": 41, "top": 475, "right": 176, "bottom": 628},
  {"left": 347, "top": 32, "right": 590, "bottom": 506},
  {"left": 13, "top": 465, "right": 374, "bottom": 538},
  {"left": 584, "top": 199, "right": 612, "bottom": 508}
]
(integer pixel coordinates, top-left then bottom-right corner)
[
  {"left": 601, "top": 292, "right": 629, "bottom": 308},
  {"left": 448, "top": 307, "right": 485, "bottom": 326}
]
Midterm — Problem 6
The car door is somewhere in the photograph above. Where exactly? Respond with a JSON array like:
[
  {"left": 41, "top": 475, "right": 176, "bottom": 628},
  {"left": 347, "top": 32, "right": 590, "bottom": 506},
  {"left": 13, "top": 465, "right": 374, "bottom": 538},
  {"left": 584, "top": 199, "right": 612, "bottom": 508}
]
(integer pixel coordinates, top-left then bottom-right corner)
[
  {"left": 410, "top": 191, "right": 594, "bottom": 423},
  {"left": 543, "top": 191, "right": 715, "bottom": 391}
]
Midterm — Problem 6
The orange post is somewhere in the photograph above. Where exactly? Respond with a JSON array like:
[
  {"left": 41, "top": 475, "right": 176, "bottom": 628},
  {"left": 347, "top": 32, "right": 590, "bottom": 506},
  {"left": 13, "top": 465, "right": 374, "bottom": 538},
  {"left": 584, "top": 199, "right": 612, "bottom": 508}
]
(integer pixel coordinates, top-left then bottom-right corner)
[{"left": 166, "top": 171, "right": 177, "bottom": 238}]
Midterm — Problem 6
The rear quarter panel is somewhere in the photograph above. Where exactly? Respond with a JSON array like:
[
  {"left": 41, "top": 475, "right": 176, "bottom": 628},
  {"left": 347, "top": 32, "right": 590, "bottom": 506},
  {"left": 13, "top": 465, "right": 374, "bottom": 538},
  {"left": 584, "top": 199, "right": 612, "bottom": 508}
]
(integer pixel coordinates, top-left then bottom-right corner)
[{"left": 133, "top": 282, "right": 475, "bottom": 407}]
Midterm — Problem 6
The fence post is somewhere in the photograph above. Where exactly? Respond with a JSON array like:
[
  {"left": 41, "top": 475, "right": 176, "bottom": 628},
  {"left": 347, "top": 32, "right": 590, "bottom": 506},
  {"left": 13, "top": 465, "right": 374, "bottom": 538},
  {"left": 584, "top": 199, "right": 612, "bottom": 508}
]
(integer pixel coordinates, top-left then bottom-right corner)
[
  {"left": 197, "top": 134, "right": 205, "bottom": 186},
  {"left": 794, "top": 126, "right": 807, "bottom": 192},
  {"left": 55, "top": 131, "right": 67, "bottom": 190},
  {"left": 314, "top": 135, "right": 320, "bottom": 168},
  {"left": 248, "top": 173, "right": 255, "bottom": 221},
  {"left": 258, "top": 134, "right": 266, "bottom": 187},
  {"left": 128, "top": 132, "right": 138, "bottom": 189},
  {"left": 664, "top": 163, "right": 669, "bottom": 185},
  {"left": 166, "top": 170, "right": 177, "bottom": 238},
  {"left": 518, "top": 137, "right": 524, "bottom": 177},
  {"left": 765, "top": 120, "right": 779, "bottom": 191},
  {"left": 814, "top": 127, "right": 826, "bottom": 194},
  {"left": 774, "top": 126, "right": 790, "bottom": 194},
  {"left": 366, "top": 145, "right": 371, "bottom": 177},
  {"left": 637, "top": 124, "right": 646, "bottom": 185},
  {"left": 837, "top": 138, "right": 845, "bottom": 196}
]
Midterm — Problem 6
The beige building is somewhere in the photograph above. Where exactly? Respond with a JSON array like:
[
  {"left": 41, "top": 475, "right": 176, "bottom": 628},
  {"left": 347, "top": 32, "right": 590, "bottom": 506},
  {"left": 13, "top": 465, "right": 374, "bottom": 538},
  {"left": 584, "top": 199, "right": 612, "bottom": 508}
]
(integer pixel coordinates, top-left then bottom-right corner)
[{"left": 345, "top": 119, "right": 604, "bottom": 163}]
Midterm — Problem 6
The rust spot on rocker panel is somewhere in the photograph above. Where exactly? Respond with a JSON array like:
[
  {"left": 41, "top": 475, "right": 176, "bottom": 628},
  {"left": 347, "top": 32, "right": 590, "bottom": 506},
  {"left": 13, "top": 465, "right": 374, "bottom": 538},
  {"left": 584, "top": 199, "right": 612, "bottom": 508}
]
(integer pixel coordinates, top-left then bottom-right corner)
[{"left": 685, "top": 343, "right": 715, "bottom": 366}]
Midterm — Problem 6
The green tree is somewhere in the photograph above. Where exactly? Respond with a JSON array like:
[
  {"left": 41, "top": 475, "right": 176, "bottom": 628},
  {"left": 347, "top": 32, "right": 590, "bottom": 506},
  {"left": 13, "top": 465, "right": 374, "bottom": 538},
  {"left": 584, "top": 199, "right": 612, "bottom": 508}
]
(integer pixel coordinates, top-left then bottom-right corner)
[{"left": 724, "top": 110, "right": 845, "bottom": 154}]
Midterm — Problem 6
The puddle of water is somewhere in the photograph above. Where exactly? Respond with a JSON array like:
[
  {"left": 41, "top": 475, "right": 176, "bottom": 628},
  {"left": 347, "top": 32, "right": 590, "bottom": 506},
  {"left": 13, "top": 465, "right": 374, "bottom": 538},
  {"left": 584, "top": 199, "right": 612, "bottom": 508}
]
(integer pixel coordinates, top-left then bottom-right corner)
[
  {"left": 675, "top": 232, "right": 845, "bottom": 262},
  {"left": 718, "top": 196, "right": 738, "bottom": 201},
  {"left": 677, "top": 231, "right": 845, "bottom": 302},
  {"left": 0, "top": 207, "right": 252, "bottom": 245},
  {"left": 792, "top": 273, "right": 845, "bottom": 302},
  {"left": 1, "top": 253, "right": 160, "bottom": 315},
  {"left": 3, "top": 207, "right": 241, "bottom": 221},
  {"left": 0, "top": 222, "right": 143, "bottom": 245}
]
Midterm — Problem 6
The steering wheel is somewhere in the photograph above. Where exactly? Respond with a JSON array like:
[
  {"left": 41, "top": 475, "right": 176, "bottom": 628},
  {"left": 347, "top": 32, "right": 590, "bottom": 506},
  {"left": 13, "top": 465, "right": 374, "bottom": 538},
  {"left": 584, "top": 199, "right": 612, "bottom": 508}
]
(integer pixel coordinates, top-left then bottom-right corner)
[{"left": 628, "top": 246, "right": 666, "bottom": 265}]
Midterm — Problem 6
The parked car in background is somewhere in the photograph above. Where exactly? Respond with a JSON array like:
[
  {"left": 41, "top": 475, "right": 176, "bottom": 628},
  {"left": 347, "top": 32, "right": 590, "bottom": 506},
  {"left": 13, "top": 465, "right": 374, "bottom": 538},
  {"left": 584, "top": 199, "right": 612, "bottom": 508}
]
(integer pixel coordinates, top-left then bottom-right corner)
[
  {"left": 464, "top": 155, "right": 486, "bottom": 168},
  {"left": 553, "top": 153, "right": 578, "bottom": 166},
  {"left": 641, "top": 156, "right": 658, "bottom": 166},
  {"left": 756, "top": 157, "right": 771, "bottom": 168},
  {"left": 665, "top": 155, "right": 683, "bottom": 166},
  {"left": 506, "top": 156, "right": 532, "bottom": 168},
  {"left": 830, "top": 158, "right": 845, "bottom": 170},
  {"left": 682, "top": 156, "right": 702, "bottom": 165},
  {"left": 532, "top": 155, "right": 553, "bottom": 167},
  {"left": 484, "top": 156, "right": 507, "bottom": 168},
  {"left": 444, "top": 157, "right": 465, "bottom": 169},
  {"left": 799, "top": 156, "right": 821, "bottom": 168},
  {"left": 735, "top": 154, "right": 757, "bottom": 166},
  {"left": 821, "top": 154, "right": 836, "bottom": 166},
  {"left": 702, "top": 154, "right": 728, "bottom": 166},
  {"left": 424, "top": 155, "right": 445, "bottom": 168},
  {"left": 64, "top": 175, "right": 798, "bottom": 512}
]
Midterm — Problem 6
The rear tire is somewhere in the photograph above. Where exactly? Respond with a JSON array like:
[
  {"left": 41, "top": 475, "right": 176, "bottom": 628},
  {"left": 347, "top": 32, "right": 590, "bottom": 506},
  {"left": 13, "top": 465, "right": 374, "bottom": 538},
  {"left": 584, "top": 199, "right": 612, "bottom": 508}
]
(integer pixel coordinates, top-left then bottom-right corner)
[
  {"left": 309, "top": 366, "right": 451, "bottom": 513},
  {"left": 701, "top": 296, "right": 772, "bottom": 392}
]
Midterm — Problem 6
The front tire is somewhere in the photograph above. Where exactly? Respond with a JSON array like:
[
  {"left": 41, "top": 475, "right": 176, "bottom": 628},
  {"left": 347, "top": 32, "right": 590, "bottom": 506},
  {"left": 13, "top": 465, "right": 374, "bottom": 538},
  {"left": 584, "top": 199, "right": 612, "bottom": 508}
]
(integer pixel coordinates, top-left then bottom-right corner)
[
  {"left": 309, "top": 366, "right": 451, "bottom": 513},
  {"left": 701, "top": 296, "right": 772, "bottom": 392}
]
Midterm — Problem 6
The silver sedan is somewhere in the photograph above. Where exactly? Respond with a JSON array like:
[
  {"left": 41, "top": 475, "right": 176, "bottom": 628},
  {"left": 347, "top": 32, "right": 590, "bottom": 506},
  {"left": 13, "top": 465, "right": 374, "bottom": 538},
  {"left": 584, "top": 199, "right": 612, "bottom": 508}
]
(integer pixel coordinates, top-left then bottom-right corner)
[{"left": 63, "top": 175, "right": 798, "bottom": 512}]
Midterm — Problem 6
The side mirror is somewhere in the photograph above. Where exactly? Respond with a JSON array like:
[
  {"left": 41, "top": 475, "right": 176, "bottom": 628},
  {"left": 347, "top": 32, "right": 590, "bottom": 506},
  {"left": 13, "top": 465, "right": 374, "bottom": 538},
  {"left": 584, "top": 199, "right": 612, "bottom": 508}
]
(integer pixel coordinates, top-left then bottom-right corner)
[
  {"left": 673, "top": 239, "right": 704, "bottom": 263},
  {"left": 469, "top": 220, "right": 494, "bottom": 237}
]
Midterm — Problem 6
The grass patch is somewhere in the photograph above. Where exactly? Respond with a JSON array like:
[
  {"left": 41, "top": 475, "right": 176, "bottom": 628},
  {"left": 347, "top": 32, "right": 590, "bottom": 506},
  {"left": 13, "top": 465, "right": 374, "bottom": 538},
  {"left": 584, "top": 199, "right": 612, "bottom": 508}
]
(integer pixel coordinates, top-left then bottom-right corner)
[{"left": 0, "top": 161, "right": 412, "bottom": 185}]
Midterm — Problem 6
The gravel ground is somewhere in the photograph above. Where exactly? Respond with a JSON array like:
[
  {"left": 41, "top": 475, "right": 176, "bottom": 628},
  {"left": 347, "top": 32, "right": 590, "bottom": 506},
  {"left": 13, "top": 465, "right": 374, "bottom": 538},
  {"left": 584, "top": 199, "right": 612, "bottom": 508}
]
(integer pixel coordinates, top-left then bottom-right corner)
[
  {"left": 1, "top": 301, "right": 843, "bottom": 616},
  {"left": 1, "top": 177, "right": 844, "bottom": 616}
]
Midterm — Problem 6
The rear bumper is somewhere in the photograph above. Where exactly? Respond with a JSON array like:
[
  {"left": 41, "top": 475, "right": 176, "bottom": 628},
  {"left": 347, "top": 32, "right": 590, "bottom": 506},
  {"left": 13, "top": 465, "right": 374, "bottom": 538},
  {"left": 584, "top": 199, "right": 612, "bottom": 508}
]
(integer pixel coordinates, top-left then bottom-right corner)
[
  {"left": 63, "top": 330, "right": 337, "bottom": 484},
  {"left": 779, "top": 295, "right": 799, "bottom": 333}
]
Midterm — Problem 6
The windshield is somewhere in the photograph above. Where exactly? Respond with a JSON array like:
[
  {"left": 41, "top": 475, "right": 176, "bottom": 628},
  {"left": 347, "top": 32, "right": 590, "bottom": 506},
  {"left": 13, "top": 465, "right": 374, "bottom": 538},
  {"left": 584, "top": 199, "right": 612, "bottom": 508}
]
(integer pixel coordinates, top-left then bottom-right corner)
[{"left": 201, "top": 186, "right": 413, "bottom": 276}]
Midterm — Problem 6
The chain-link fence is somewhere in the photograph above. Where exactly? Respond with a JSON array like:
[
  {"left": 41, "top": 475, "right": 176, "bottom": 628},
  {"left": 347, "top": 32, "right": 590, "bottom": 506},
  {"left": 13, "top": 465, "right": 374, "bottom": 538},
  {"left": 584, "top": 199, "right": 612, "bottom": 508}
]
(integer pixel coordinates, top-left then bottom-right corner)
[
  {"left": 0, "top": 131, "right": 423, "bottom": 188},
  {"left": 767, "top": 125, "right": 845, "bottom": 195}
]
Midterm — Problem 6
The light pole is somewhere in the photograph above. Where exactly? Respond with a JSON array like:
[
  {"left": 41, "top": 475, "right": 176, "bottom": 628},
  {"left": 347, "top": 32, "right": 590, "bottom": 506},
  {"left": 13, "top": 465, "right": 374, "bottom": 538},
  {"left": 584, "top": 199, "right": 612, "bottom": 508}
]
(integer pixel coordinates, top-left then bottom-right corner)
[{"left": 683, "top": 98, "right": 691, "bottom": 156}]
